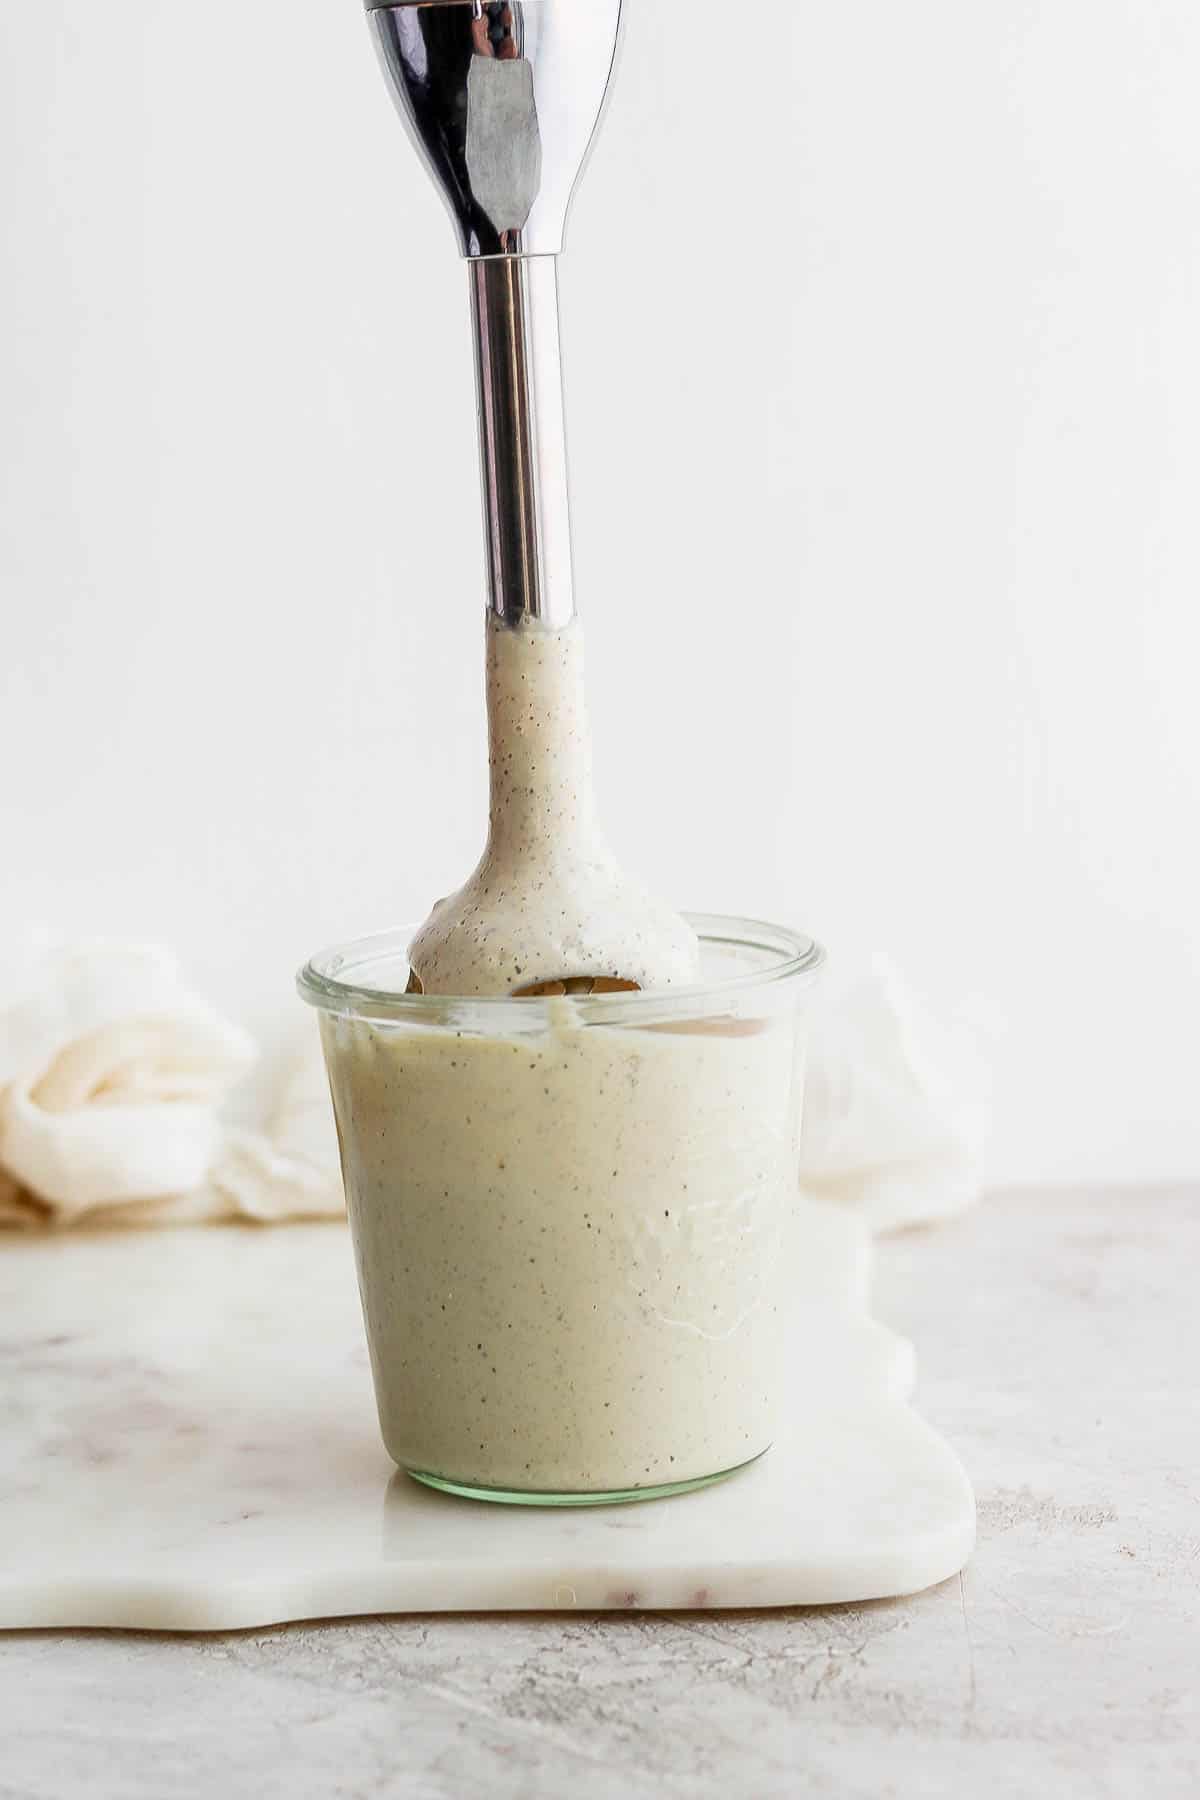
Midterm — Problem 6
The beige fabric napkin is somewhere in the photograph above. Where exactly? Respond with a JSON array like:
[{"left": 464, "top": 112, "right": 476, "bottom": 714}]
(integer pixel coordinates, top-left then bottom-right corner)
[
  {"left": 799, "top": 954, "right": 989, "bottom": 1232},
  {"left": 0, "top": 939, "right": 987, "bottom": 1233},
  {"left": 0, "top": 942, "right": 340, "bottom": 1229}
]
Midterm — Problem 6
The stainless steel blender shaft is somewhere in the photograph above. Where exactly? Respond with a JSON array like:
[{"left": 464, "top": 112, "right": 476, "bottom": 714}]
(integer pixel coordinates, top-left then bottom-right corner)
[
  {"left": 366, "top": 0, "right": 624, "bottom": 628},
  {"left": 470, "top": 255, "right": 572, "bottom": 628}
]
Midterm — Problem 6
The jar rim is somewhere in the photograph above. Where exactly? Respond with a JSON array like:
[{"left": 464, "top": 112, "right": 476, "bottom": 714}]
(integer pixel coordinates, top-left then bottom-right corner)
[{"left": 297, "top": 913, "right": 824, "bottom": 1024}]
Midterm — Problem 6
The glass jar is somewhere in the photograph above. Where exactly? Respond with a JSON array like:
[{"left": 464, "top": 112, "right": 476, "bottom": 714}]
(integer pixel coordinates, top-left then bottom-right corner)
[{"left": 298, "top": 914, "right": 824, "bottom": 1506}]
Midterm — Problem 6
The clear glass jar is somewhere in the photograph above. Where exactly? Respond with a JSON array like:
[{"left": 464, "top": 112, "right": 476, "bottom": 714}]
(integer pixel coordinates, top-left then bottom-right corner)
[{"left": 298, "top": 914, "right": 824, "bottom": 1506}]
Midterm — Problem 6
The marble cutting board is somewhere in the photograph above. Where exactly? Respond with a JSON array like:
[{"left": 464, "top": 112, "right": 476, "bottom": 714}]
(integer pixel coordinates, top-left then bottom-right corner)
[{"left": 0, "top": 1203, "right": 973, "bottom": 1630}]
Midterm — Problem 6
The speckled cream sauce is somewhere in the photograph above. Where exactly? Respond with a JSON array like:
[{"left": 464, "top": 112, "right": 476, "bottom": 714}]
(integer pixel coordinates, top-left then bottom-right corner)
[
  {"left": 321, "top": 996, "right": 800, "bottom": 1493},
  {"left": 408, "top": 614, "right": 698, "bottom": 996},
  {"left": 323, "top": 614, "right": 794, "bottom": 1494}
]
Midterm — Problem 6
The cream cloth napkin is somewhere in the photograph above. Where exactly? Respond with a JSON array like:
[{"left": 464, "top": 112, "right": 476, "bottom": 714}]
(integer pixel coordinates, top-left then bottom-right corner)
[
  {"left": 799, "top": 954, "right": 990, "bottom": 1232},
  {"left": 0, "top": 939, "right": 987, "bottom": 1233},
  {"left": 0, "top": 941, "right": 340, "bottom": 1229}
]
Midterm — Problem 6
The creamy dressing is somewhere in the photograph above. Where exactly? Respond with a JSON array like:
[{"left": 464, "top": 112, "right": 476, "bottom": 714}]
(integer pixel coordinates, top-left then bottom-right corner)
[
  {"left": 408, "top": 616, "right": 698, "bottom": 996},
  {"left": 321, "top": 988, "right": 798, "bottom": 1493},
  {"left": 319, "top": 614, "right": 802, "bottom": 1495}
]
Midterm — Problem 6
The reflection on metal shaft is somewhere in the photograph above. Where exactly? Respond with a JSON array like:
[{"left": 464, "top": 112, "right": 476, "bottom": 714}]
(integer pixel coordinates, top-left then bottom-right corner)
[
  {"left": 368, "top": 1, "right": 621, "bottom": 258},
  {"left": 471, "top": 256, "right": 573, "bottom": 626}
]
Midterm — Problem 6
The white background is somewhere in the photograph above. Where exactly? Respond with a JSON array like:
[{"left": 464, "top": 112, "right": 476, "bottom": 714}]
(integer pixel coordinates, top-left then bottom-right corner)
[{"left": 2, "top": 3, "right": 1197, "bottom": 1185}]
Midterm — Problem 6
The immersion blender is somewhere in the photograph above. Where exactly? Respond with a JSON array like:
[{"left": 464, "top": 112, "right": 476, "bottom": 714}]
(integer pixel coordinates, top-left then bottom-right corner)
[
  {"left": 366, "top": 2, "right": 691, "bottom": 995},
  {"left": 366, "top": 0, "right": 623, "bottom": 633}
]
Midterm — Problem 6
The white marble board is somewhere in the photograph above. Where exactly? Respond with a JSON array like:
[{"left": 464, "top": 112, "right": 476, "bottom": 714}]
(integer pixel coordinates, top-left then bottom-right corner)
[{"left": 0, "top": 1203, "right": 973, "bottom": 1630}]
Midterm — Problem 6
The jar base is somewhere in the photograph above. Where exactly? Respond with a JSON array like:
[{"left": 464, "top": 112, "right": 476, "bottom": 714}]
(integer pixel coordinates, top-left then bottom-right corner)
[{"left": 404, "top": 1449, "right": 767, "bottom": 1508}]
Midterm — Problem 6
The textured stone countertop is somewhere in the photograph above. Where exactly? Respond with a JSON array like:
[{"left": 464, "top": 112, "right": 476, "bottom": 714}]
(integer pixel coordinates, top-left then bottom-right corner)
[{"left": 2, "top": 1188, "right": 1196, "bottom": 1799}]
